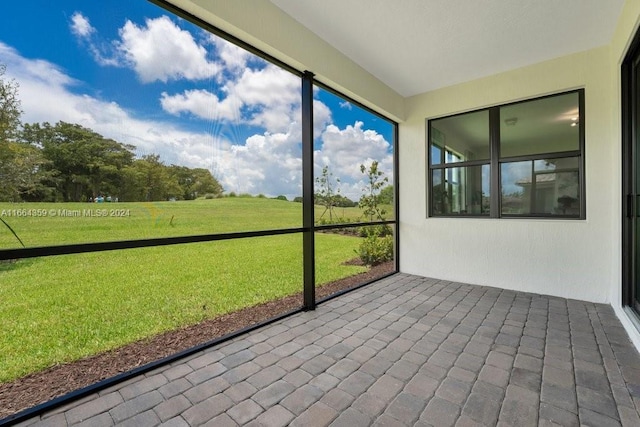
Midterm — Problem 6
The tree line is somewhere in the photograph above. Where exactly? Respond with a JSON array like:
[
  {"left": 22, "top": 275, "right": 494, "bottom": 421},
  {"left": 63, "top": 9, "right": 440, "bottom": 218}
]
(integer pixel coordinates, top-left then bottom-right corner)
[{"left": 0, "top": 66, "right": 223, "bottom": 203}]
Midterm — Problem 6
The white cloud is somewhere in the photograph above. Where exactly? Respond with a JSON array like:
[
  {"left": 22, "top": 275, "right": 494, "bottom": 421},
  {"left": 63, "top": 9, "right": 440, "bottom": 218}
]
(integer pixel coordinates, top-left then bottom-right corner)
[
  {"left": 230, "top": 64, "right": 300, "bottom": 133},
  {"left": 160, "top": 90, "right": 241, "bottom": 122},
  {"left": 315, "top": 121, "right": 393, "bottom": 201},
  {"left": 68, "top": 11, "right": 120, "bottom": 67},
  {"left": 208, "top": 35, "right": 253, "bottom": 73},
  {"left": 339, "top": 101, "right": 352, "bottom": 110},
  {"left": 312, "top": 100, "right": 332, "bottom": 137},
  {"left": 116, "top": 16, "right": 220, "bottom": 83},
  {"left": 318, "top": 121, "right": 392, "bottom": 178},
  {"left": 160, "top": 64, "right": 305, "bottom": 134},
  {"left": 216, "top": 128, "right": 302, "bottom": 196},
  {"left": 70, "top": 12, "right": 95, "bottom": 38}
]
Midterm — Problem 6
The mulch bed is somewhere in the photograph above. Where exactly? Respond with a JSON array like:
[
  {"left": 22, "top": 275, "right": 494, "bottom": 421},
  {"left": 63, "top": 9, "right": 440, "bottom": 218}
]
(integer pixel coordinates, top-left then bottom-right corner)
[{"left": 0, "top": 261, "right": 394, "bottom": 420}]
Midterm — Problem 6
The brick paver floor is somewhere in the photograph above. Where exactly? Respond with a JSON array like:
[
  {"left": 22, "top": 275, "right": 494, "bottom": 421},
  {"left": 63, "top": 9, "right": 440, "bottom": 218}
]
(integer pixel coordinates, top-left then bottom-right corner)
[{"left": 14, "top": 274, "right": 640, "bottom": 426}]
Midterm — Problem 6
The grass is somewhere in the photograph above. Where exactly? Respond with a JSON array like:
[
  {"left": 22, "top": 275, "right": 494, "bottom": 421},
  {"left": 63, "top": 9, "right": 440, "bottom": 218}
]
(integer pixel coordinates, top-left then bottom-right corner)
[
  {"left": 0, "top": 198, "right": 302, "bottom": 248},
  {"left": 0, "top": 198, "right": 377, "bottom": 383},
  {"left": 0, "top": 199, "right": 392, "bottom": 249}
]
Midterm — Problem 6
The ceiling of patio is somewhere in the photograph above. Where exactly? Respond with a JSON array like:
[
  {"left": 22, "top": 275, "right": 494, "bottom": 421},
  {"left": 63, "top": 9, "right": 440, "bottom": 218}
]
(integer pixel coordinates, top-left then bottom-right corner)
[{"left": 270, "top": 0, "right": 625, "bottom": 97}]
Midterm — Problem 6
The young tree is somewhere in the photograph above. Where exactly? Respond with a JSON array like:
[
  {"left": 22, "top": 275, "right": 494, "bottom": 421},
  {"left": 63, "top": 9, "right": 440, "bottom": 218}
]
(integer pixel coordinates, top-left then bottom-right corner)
[
  {"left": 356, "top": 161, "right": 393, "bottom": 266},
  {"left": 315, "top": 165, "right": 341, "bottom": 221},
  {"left": 359, "top": 160, "right": 389, "bottom": 221}
]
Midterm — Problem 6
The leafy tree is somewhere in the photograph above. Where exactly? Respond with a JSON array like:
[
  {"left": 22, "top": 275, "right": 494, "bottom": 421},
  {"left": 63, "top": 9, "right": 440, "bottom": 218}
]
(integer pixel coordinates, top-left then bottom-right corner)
[
  {"left": 333, "top": 194, "right": 356, "bottom": 207},
  {"left": 0, "top": 65, "right": 55, "bottom": 202},
  {"left": 0, "top": 64, "right": 21, "bottom": 142},
  {"left": 0, "top": 142, "right": 53, "bottom": 202},
  {"left": 169, "top": 165, "right": 223, "bottom": 200},
  {"left": 120, "top": 155, "right": 180, "bottom": 201},
  {"left": 118, "top": 162, "right": 145, "bottom": 202},
  {"left": 359, "top": 160, "right": 389, "bottom": 221},
  {"left": 378, "top": 185, "right": 394, "bottom": 205},
  {"left": 22, "top": 122, "right": 135, "bottom": 201},
  {"left": 315, "top": 165, "right": 342, "bottom": 221}
]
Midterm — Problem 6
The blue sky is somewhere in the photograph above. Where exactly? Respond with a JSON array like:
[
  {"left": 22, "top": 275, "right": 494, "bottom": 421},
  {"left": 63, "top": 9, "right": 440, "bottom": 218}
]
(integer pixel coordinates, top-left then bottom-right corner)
[{"left": 0, "top": 0, "right": 393, "bottom": 200}]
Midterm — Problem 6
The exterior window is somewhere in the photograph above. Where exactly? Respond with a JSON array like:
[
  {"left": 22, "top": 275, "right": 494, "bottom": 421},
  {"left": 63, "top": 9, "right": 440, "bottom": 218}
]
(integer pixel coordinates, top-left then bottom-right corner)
[{"left": 428, "top": 90, "right": 584, "bottom": 219}]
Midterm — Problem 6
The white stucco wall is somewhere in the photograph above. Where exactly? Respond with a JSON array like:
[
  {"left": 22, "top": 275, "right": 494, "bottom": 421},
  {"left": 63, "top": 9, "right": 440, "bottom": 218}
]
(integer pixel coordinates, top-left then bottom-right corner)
[{"left": 400, "top": 47, "right": 614, "bottom": 303}]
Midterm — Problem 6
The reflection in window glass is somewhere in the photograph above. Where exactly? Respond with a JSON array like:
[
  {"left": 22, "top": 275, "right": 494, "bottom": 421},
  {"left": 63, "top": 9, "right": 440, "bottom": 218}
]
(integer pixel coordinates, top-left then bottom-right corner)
[
  {"left": 0, "top": 0, "right": 303, "bottom": 246},
  {"left": 500, "top": 92, "right": 580, "bottom": 158},
  {"left": 428, "top": 90, "right": 584, "bottom": 219},
  {"left": 313, "top": 87, "right": 395, "bottom": 224},
  {"left": 430, "top": 110, "right": 490, "bottom": 165},
  {"left": 501, "top": 157, "right": 580, "bottom": 216},
  {"left": 431, "top": 165, "right": 490, "bottom": 215}
]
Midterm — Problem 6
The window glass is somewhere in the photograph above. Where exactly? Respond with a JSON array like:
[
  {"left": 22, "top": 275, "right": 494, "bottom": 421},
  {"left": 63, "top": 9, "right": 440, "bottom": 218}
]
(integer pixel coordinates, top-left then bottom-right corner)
[
  {"left": 501, "top": 157, "right": 580, "bottom": 216},
  {"left": 428, "top": 90, "right": 583, "bottom": 219},
  {"left": 500, "top": 92, "right": 580, "bottom": 158},
  {"left": 431, "top": 165, "right": 490, "bottom": 215},
  {"left": 430, "top": 110, "right": 490, "bottom": 165}
]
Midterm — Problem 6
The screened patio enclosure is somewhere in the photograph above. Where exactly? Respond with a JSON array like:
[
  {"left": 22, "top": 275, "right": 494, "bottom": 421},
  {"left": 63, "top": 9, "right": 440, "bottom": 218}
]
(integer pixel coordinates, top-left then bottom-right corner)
[{"left": 3, "top": 0, "right": 640, "bottom": 424}]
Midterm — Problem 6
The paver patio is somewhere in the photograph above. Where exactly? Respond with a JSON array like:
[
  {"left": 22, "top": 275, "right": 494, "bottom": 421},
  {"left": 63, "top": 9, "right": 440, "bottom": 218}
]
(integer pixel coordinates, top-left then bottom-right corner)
[{"left": 12, "top": 274, "right": 640, "bottom": 426}]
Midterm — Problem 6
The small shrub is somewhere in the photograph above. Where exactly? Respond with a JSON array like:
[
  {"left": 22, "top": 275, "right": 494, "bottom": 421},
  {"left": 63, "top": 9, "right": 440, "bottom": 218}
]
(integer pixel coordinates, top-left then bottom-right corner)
[
  {"left": 228, "top": 192, "right": 237, "bottom": 198},
  {"left": 357, "top": 224, "right": 392, "bottom": 237},
  {"left": 316, "top": 217, "right": 353, "bottom": 227},
  {"left": 204, "top": 193, "right": 216, "bottom": 199},
  {"left": 274, "top": 195, "right": 288, "bottom": 201},
  {"left": 357, "top": 230, "right": 393, "bottom": 266}
]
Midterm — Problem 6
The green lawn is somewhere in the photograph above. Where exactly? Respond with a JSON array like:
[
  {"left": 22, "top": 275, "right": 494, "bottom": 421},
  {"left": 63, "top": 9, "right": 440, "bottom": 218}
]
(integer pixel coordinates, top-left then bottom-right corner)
[
  {"left": 0, "top": 198, "right": 302, "bottom": 249},
  {"left": 0, "top": 198, "right": 390, "bottom": 249},
  {"left": 0, "top": 199, "right": 374, "bottom": 383}
]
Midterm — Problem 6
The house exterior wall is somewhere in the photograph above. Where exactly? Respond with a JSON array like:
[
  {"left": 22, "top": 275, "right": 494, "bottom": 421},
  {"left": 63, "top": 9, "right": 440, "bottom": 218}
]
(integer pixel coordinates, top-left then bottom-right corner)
[{"left": 400, "top": 47, "right": 612, "bottom": 303}]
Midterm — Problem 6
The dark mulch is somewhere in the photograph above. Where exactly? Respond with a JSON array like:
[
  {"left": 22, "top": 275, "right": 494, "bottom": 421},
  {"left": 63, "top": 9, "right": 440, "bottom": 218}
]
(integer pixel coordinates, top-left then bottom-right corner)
[{"left": 0, "top": 261, "right": 394, "bottom": 419}]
